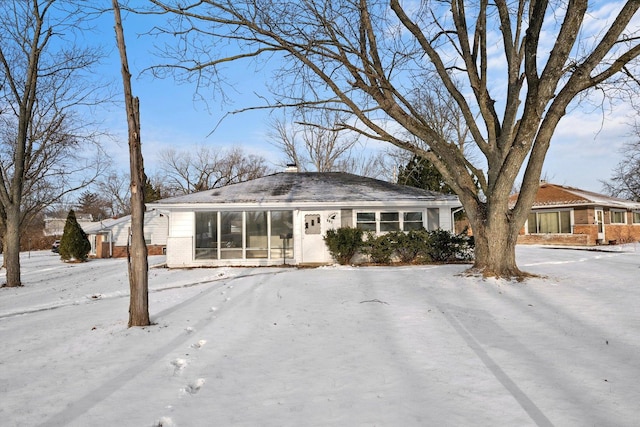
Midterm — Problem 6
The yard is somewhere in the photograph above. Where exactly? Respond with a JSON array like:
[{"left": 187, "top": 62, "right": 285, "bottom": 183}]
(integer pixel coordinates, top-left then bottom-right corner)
[{"left": 1, "top": 245, "right": 639, "bottom": 426}]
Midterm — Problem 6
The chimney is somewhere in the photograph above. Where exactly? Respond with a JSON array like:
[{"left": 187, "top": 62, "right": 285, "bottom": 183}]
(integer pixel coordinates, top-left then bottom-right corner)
[{"left": 285, "top": 163, "right": 299, "bottom": 173}]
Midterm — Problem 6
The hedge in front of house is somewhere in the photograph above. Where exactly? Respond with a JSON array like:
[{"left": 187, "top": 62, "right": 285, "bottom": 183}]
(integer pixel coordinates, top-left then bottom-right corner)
[
  {"left": 323, "top": 227, "right": 365, "bottom": 264},
  {"left": 324, "top": 227, "right": 474, "bottom": 265}
]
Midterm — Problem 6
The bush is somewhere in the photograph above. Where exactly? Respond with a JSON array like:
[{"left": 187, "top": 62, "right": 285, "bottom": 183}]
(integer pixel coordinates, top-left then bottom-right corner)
[
  {"left": 392, "top": 229, "right": 431, "bottom": 263},
  {"left": 362, "top": 232, "right": 396, "bottom": 264},
  {"left": 424, "top": 228, "right": 474, "bottom": 262},
  {"left": 323, "top": 227, "right": 364, "bottom": 264},
  {"left": 59, "top": 209, "right": 91, "bottom": 262}
]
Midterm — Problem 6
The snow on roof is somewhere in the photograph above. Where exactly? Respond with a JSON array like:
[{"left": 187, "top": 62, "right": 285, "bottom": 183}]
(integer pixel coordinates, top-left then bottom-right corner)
[{"left": 151, "top": 172, "right": 460, "bottom": 206}]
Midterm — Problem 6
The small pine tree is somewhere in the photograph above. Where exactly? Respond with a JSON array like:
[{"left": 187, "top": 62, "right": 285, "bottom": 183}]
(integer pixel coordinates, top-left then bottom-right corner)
[{"left": 59, "top": 209, "right": 91, "bottom": 262}]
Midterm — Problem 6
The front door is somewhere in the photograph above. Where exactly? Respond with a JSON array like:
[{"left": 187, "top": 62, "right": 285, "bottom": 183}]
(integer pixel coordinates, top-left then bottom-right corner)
[{"left": 595, "top": 208, "right": 605, "bottom": 243}]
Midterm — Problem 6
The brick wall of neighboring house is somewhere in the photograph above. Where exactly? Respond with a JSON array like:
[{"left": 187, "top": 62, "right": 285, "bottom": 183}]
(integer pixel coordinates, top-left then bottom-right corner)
[
  {"left": 93, "top": 244, "right": 166, "bottom": 258},
  {"left": 517, "top": 233, "right": 590, "bottom": 246},
  {"left": 110, "top": 245, "right": 166, "bottom": 258},
  {"left": 603, "top": 225, "right": 640, "bottom": 244}
]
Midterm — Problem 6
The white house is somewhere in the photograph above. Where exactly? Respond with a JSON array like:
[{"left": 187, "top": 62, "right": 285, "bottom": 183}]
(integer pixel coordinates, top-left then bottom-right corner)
[
  {"left": 81, "top": 209, "right": 169, "bottom": 258},
  {"left": 150, "top": 171, "right": 462, "bottom": 268}
]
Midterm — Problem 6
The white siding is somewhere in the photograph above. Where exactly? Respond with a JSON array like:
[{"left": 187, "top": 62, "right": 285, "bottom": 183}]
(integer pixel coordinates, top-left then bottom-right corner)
[{"left": 170, "top": 211, "right": 194, "bottom": 237}]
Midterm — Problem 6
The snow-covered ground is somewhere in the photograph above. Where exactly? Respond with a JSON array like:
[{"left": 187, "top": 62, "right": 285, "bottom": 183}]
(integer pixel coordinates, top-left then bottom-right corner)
[{"left": 1, "top": 245, "right": 639, "bottom": 426}]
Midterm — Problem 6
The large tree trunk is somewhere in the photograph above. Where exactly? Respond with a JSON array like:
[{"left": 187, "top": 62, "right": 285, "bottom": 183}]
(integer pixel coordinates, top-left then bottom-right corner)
[
  {"left": 2, "top": 208, "right": 22, "bottom": 287},
  {"left": 467, "top": 201, "right": 529, "bottom": 279},
  {"left": 113, "top": 0, "right": 149, "bottom": 327}
]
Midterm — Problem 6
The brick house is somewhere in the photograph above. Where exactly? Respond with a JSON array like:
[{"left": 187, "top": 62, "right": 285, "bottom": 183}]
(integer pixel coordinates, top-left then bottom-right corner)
[{"left": 512, "top": 182, "right": 640, "bottom": 246}]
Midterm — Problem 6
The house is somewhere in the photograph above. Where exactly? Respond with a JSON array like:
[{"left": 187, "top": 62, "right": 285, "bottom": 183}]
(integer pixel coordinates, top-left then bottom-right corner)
[
  {"left": 81, "top": 209, "right": 168, "bottom": 258},
  {"left": 512, "top": 182, "right": 640, "bottom": 246},
  {"left": 150, "top": 171, "right": 462, "bottom": 267},
  {"left": 44, "top": 213, "right": 94, "bottom": 237}
]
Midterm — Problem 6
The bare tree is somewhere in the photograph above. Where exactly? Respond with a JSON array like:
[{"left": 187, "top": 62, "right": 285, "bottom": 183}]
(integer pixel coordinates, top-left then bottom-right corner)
[
  {"left": 96, "top": 171, "right": 132, "bottom": 217},
  {"left": 0, "top": 0, "right": 108, "bottom": 287},
  {"left": 157, "top": 145, "right": 272, "bottom": 195},
  {"left": 269, "top": 111, "right": 361, "bottom": 172},
  {"left": 146, "top": 0, "right": 640, "bottom": 278},
  {"left": 113, "top": 0, "right": 149, "bottom": 327},
  {"left": 602, "top": 124, "right": 640, "bottom": 201}
]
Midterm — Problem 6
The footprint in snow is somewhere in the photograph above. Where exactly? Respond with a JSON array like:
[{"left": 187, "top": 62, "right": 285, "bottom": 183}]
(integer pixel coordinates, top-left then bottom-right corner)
[
  {"left": 183, "top": 378, "right": 206, "bottom": 395},
  {"left": 171, "top": 358, "right": 187, "bottom": 375},
  {"left": 190, "top": 339, "right": 207, "bottom": 349},
  {"left": 153, "top": 416, "right": 176, "bottom": 427}
]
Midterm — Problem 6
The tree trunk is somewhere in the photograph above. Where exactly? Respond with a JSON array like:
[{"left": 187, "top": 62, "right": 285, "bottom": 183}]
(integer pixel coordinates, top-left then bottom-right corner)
[
  {"left": 113, "top": 0, "right": 150, "bottom": 327},
  {"left": 2, "top": 208, "right": 22, "bottom": 287},
  {"left": 467, "top": 202, "right": 529, "bottom": 279}
]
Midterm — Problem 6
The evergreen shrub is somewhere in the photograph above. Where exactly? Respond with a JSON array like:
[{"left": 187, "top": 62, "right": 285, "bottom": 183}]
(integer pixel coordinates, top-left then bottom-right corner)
[
  {"left": 59, "top": 209, "right": 91, "bottom": 262},
  {"left": 323, "top": 227, "right": 364, "bottom": 264}
]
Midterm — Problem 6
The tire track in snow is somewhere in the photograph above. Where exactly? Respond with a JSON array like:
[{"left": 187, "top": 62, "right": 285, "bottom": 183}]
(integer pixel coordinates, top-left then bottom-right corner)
[{"left": 38, "top": 269, "right": 284, "bottom": 427}]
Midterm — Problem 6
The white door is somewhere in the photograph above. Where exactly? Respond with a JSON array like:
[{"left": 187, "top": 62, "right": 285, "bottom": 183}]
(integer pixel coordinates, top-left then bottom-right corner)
[
  {"left": 301, "top": 213, "right": 326, "bottom": 263},
  {"left": 595, "top": 208, "right": 605, "bottom": 243}
]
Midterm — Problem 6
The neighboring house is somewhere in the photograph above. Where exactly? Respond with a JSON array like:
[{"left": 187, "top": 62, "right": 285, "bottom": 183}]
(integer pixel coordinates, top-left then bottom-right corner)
[
  {"left": 512, "top": 182, "right": 640, "bottom": 246},
  {"left": 81, "top": 209, "right": 168, "bottom": 258},
  {"left": 44, "top": 213, "right": 94, "bottom": 236},
  {"left": 150, "top": 171, "right": 462, "bottom": 268}
]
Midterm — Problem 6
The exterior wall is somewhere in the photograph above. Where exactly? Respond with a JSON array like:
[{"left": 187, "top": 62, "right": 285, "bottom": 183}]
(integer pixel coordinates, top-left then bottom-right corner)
[
  {"left": 517, "top": 233, "right": 590, "bottom": 246},
  {"left": 603, "top": 223, "right": 640, "bottom": 244},
  {"left": 163, "top": 203, "right": 460, "bottom": 268}
]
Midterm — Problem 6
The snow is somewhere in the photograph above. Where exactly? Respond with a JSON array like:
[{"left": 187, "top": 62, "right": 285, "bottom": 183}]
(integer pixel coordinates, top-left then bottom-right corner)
[{"left": 1, "top": 245, "right": 639, "bottom": 426}]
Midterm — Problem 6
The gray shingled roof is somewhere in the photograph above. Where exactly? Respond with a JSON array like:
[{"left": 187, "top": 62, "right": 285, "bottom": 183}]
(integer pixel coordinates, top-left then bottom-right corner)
[{"left": 152, "top": 172, "right": 459, "bottom": 205}]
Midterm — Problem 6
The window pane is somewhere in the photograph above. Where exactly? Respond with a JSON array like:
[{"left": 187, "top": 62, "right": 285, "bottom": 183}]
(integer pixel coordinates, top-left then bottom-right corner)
[
  {"left": 611, "top": 211, "right": 625, "bottom": 224},
  {"left": 356, "top": 212, "right": 376, "bottom": 231},
  {"left": 195, "top": 212, "right": 218, "bottom": 259},
  {"left": 527, "top": 212, "right": 537, "bottom": 234},
  {"left": 357, "top": 212, "right": 375, "bottom": 221},
  {"left": 634, "top": 212, "right": 640, "bottom": 224},
  {"left": 246, "top": 211, "right": 268, "bottom": 258},
  {"left": 403, "top": 212, "right": 423, "bottom": 231},
  {"left": 380, "top": 212, "right": 399, "bottom": 232},
  {"left": 404, "top": 212, "right": 422, "bottom": 221},
  {"left": 380, "top": 212, "right": 399, "bottom": 221},
  {"left": 427, "top": 208, "right": 440, "bottom": 231},
  {"left": 220, "top": 211, "right": 243, "bottom": 258},
  {"left": 538, "top": 212, "right": 559, "bottom": 233},
  {"left": 271, "top": 211, "right": 294, "bottom": 259},
  {"left": 560, "top": 211, "right": 571, "bottom": 233}
]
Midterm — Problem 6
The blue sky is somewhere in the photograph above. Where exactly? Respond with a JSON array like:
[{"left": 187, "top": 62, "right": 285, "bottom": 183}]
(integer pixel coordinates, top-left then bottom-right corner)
[{"left": 94, "top": 3, "right": 635, "bottom": 194}]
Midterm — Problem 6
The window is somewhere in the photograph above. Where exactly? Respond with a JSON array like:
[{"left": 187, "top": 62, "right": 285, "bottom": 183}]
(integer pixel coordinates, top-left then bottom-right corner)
[
  {"left": 427, "top": 208, "right": 440, "bottom": 231},
  {"left": 380, "top": 212, "right": 400, "bottom": 232},
  {"left": 634, "top": 211, "right": 640, "bottom": 224},
  {"left": 246, "top": 211, "right": 268, "bottom": 258},
  {"left": 196, "top": 210, "right": 294, "bottom": 261},
  {"left": 527, "top": 210, "right": 571, "bottom": 234},
  {"left": 220, "top": 211, "right": 243, "bottom": 259},
  {"left": 271, "top": 211, "right": 294, "bottom": 259},
  {"left": 305, "top": 214, "right": 321, "bottom": 234},
  {"left": 403, "top": 212, "right": 423, "bottom": 231},
  {"left": 356, "top": 212, "right": 376, "bottom": 231},
  {"left": 195, "top": 212, "right": 218, "bottom": 259},
  {"left": 610, "top": 210, "right": 626, "bottom": 224}
]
